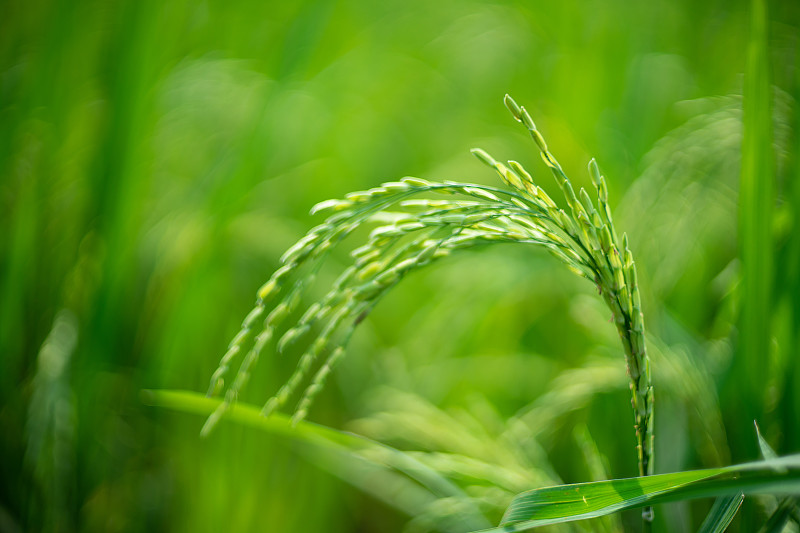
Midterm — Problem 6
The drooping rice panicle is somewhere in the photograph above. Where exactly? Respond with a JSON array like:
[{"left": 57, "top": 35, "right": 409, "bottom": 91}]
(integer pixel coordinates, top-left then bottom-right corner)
[
  {"left": 204, "top": 96, "right": 654, "bottom": 514},
  {"left": 290, "top": 228, "right": 464, "bottom": 425},
  {"left": 206, "top": 180, "right": 557, "bottom": 417},
  {"left": 264, "top": 228, "right": 443, "bottom": 417}
]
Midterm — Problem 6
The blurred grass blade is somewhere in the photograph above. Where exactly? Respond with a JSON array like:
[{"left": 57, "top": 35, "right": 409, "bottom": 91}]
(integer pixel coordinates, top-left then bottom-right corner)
[
  {"left": 753, "top": 424, "right": 797, "bottom": 532},
  {"left": 757, "top": 498, "right": 797, "bottom": 533},
  {"left": 734, "top": 0, "right": 774, "bottom": 457},
  {"left": 755, "top": 421, "right": 779, "bottom": 461},
  {"left": 789, "top": 14, "right": 800, "bottom": 455},
  {"left": 142, "top": 388, "right": 464, "bottom": 496},
  {"left": 485, "top": 456, "right": 800, "bottom": 532},
  {"left": 697, "top": 493, "right": 744, "bottom": 533},
  {"left": 142, "top": 389, "right": 492, "bottom": 531}
]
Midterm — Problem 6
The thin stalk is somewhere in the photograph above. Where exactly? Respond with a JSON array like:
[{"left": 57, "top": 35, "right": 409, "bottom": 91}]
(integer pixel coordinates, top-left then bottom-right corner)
[{"left": 735, "top": 0, "right": 774, "bottom": 460}]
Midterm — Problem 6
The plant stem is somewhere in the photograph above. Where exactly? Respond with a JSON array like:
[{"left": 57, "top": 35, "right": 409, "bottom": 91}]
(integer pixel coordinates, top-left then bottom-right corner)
[
  {"left": 502, "top": 95, "right": 655, "bottom": 521},
  {"left": 600, "top": 270, "right": 654, "bottom": 530}
]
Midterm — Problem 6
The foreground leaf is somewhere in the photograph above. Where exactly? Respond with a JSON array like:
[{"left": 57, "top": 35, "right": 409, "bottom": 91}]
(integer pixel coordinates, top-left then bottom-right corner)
[
  {"left": 483, "top": 455, "right": 800, "bottom": 532},
  {"left": 697, "top": 493, "right": 744, "bottom": 533}
]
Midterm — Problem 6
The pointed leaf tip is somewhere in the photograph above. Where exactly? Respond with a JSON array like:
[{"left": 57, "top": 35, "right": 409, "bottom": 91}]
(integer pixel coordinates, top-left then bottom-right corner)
[{"left": 754, "top": 421, "right": 781, "bottom": 466}]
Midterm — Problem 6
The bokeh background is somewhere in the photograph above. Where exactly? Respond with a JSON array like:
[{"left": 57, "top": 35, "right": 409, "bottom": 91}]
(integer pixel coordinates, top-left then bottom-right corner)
[{"left": 2, "top": 0, "right": 799, "bottom": 531}]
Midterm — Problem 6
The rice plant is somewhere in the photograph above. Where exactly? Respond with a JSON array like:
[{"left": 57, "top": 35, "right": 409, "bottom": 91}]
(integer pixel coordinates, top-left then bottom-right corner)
[{"left": 202, "top": 95, "right": 656, "bottom": 522}]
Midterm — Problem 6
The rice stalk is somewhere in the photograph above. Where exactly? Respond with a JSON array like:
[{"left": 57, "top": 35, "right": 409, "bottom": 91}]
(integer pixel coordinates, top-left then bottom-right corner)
[{"left": 203, "top": 96, "right": 655, "bottom": 513}]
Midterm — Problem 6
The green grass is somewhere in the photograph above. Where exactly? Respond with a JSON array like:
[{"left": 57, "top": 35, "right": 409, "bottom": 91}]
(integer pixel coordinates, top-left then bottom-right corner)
[
  {"left": 201, "top": 94, "right": 660, "bottom": 528},
  {"left": 2, "top": 0, "right": 800, "bottom": 531},
  {"left": 194, "top": 92, "right": 799, "bottom": 531},
  {"left": 145, "top": 388, "right": 800, "bottom": 532},
  {"left": 731, "top": 0, "right": 774, "bottom": 462}
]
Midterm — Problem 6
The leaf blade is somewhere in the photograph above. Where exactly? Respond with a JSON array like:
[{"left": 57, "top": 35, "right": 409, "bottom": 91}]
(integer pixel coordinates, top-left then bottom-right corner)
[
  {"left": 697, "top": 493, "right": 744, "bottom": 533},
  {"left": 488, "top": 457, "right": 800, "bottom": 531}
]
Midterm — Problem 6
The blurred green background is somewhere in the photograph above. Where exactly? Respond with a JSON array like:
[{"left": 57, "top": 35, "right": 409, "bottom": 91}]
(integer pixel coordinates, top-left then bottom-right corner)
[{"left": 2, "top": 0, "right": 799, "bottom": 531}]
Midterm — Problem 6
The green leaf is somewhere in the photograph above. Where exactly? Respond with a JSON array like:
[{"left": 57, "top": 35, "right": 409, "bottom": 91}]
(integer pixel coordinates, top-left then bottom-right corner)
[
  {"left": 697, "top": 493, "right": 744, "bottom": 533},
  {"left": 755, "top": 421, "right": 780, "bottom": 463},
  {"left": 141, "top": 389, "right": 492, "bottom": 531},
  {"left": 141, "top": 389, "right": 462, "bottom": 495},
  {"left": 754, "top": 421, "right": 798, "bottom": 532},
  {"left": 757, "top": 498, "right": 798, "bottom": 533},
  {"left": 735, "top": 0, "right": 774, "bottom": 458},
  {"left": 483, "top": 456, "right": 800, "bottom": 532}
]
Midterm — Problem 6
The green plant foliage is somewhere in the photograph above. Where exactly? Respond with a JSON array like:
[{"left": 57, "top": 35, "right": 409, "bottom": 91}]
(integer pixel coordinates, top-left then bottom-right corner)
[
  {"left": 494, "top": 459, "right": 799, "bottom": 531},
  {"left": 3, "top": 1, "right": 800, "bottom": 532},
  {"left": 735, "top": 0, "right": 775, "bottom": 462},
  {"left": 146, "top": 390, "right": 800, "bottom": 533},
  {"left": 143, "top": 388, "right": 493, "bottom": 532},
  {"left": 697, "top": 494, "right": 744, "bottom": 533},
  {"left": 202, "top": 93, "right": 658, "bottom": 526},
  {"left": 204, "top": 96, "right": 653, "bottom": 477}
]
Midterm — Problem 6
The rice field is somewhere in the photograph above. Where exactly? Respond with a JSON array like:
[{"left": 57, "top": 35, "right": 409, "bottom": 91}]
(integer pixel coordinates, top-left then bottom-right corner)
[{"left": 2, "top": 0, "right": 799, "bottom": 531}]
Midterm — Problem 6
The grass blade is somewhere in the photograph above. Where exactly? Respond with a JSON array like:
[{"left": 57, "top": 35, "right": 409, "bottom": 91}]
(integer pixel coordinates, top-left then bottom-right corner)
[
  {"left": 733, "top": 0, "right": 774, "bottom": 458},
  {"left": 785, "top": 24, "right": 800, "bottom": 455},
  {"left": 756, "top": 498, "right": 797, "bottom": 533},
  {"left": 697, "top": 493, "right": 744, "bottom": 533},
  {"left": 142, "top": 389, "right": 492, "bottom": 530},
  {"left": 486, "top": 456, "right": 800, "bottom": 531},
  {"left": 754, "top": 423, "right": 797, "bottom": 532},
  {"left": 755, "top": 421, "right": 779, "bottom": 462}
]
